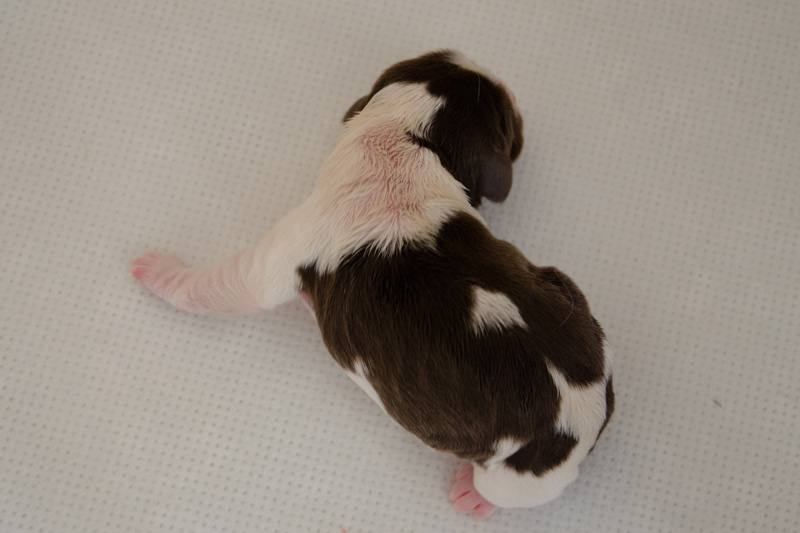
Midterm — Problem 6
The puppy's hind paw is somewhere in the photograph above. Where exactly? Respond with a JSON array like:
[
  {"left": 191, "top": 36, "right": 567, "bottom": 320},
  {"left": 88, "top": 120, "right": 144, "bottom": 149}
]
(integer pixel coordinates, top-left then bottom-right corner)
[
  {"left": 131, "top": 251, "right": 188, "bottom": 306},
  {"left": 449, "top": 464, "right": 496, "bottom": 520}
]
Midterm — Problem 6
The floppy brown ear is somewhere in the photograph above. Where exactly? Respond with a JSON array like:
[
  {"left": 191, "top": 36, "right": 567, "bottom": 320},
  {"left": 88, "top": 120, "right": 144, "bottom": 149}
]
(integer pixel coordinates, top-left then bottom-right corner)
[
  {"left": 342, "top": 95, "right": 371, "bottom": 122},
  {"left": 477, "top": 149, "right": 513, "bottom": 202}
]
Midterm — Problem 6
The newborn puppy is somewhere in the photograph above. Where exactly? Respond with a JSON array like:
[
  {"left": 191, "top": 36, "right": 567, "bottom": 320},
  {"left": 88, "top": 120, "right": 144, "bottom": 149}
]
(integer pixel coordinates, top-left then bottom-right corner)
[{"left": 131, "top": 50, "right": 614, "bottom": 519}]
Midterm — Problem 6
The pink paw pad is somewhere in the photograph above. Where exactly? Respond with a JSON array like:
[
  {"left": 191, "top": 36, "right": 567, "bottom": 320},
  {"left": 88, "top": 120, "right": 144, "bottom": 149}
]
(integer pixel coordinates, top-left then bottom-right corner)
[
  {"left": 130, "top": 252, "right": 185, "bottom": 297},
  {"left": 449, "top": 464, "right": 496, "bottom": 520}
]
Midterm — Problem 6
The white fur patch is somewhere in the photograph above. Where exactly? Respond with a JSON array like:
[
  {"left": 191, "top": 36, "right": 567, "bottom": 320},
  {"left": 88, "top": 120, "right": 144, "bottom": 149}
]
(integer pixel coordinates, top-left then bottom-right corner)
[
  {"left": 345, "top": 359, "right": 387, "bottom": 415},
  {"left": 470, "top": 287, "right": 527, "bottom": 333},
  {"left": 473, "top": 452, "right": 580, "bottom": 508},
  {"left": 236, "top": 82, "right": 484, "bottom": 309},
  {"left": 294, "top": 82, "right": 482, "bottom": 274},
  {"left": 602, "top": 339, "right": 614, "bottom": 379},
  {"left": 485, "top": 437, "right": 525, "bottom": 467},
  {"left": 547, "top": 364, "right": 607, "bottom": 444}
]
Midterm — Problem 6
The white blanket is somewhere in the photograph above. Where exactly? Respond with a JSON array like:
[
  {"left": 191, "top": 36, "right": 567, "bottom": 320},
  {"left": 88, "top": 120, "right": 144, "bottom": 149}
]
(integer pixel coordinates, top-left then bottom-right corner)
[{"left": 2, "top": 1, "right": 798, "bottom": 531}]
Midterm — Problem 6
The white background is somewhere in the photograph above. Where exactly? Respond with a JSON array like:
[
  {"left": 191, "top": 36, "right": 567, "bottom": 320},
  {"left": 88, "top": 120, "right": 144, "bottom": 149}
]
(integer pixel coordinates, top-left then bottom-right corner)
[{"left": 1, "top": 1, "right": 798, "bottom": 531}]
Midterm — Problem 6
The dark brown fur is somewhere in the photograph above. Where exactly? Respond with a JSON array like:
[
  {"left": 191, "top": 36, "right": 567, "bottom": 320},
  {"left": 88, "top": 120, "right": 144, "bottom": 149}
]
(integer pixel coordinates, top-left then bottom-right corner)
[
  {"left": 302, "top": 51, "right": 613, "bottom": 476},
  {"left": 344, "top": 50, "right": 524, "bottom": 206},
  {"left": 299, "top": 213, "right": 610, "bottom": 473}
]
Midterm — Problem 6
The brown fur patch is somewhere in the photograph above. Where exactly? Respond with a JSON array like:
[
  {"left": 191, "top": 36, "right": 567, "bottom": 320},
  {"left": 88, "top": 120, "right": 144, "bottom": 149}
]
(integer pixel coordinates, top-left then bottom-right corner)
[
  {"left": 344, "top": 50, "right": 524, "bottom": 206},
  {"left": 298, "top": 213, "right": 609, "bottom": 471}
]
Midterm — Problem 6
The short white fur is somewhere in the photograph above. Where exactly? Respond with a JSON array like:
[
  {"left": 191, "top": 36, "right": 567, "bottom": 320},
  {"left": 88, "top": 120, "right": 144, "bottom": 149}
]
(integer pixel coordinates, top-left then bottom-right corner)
[
  {"left": 547, "top": 364, "right": 608, "bottom": 443},
  {"left": 473, "top": 451, "right": 580, "bottom": 508},
  {"left": 484, "top": 437, "right": 525, "bottom": 467},
  {"left": 346, "top": 360, "right": 388, "bottom": 415},
  {"left": 470, "top": 286, "right": 527, "bottom": 333},
  {"left": 133, "top": 82, "right": 483, "bottom": 313}
]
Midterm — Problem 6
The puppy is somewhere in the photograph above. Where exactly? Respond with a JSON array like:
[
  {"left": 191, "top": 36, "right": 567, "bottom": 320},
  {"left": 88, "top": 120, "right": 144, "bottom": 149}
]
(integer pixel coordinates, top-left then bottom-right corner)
[{"left": 132, "top": 50, "right": 614, "bottom": 519}]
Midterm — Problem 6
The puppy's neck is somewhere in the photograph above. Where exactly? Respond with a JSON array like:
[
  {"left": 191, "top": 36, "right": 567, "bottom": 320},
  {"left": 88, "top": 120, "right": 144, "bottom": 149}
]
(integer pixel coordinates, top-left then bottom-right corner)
[{"left": 308, "top": 83, "right": 480, "bottom": 271}]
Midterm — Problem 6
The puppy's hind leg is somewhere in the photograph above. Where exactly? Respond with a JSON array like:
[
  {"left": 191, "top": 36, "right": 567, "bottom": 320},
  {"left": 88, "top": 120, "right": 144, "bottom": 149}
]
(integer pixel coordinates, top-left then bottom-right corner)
[
  {"left": 132, "top": 206, "right": 317, "bottom": 314},
  {"left": 131, "top": 249, "right": 264, "bottom": 314},
  {"left": 450, "top": 464, "right": 496, "bottom": 520}
]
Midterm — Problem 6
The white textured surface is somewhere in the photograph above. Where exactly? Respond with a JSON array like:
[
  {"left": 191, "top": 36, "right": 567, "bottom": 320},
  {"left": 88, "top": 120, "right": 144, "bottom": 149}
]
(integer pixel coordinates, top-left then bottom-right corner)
[{"left": 2, "top": 1, "right": 799, "bottom": 531}]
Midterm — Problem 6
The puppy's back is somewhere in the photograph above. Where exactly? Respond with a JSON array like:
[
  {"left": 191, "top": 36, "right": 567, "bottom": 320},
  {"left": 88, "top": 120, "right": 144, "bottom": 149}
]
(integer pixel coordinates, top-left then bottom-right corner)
[{"left": 299, "top": 211, "right": 612, "bottom": 473}]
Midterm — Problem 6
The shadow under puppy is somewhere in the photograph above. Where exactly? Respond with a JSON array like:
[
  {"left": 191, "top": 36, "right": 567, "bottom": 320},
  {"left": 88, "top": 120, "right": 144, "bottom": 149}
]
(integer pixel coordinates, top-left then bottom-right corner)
[{"left": 132, "top": 50, "right": 614, "bottom": 519}]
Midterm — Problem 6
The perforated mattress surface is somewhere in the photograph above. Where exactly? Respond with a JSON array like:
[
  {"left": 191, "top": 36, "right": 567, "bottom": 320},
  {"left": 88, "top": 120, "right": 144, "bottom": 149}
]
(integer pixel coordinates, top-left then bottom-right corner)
[{"left": 2, "top": 1, "right": 799, "bottom": 532}]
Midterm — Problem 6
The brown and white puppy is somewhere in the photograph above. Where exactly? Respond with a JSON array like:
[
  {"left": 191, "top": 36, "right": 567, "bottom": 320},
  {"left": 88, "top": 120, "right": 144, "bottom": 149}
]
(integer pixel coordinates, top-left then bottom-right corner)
[{"left": 131, "top": 50, "right": 614, "bottom": 519}]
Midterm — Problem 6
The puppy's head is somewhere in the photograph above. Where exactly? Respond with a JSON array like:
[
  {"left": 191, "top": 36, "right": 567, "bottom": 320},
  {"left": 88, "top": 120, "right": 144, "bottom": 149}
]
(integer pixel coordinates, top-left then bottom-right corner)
[{"left": 343, "top": 50, "right": 524, "bottom": 206}]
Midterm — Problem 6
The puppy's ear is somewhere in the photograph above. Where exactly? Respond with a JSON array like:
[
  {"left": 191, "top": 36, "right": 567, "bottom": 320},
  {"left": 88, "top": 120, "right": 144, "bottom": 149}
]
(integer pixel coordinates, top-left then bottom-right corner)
[
  {"left": 343, "top": 95, "right": 371, "bottom": 122},
  {"left": 477, "top": 148, "right": 513, "bottom": 203}
]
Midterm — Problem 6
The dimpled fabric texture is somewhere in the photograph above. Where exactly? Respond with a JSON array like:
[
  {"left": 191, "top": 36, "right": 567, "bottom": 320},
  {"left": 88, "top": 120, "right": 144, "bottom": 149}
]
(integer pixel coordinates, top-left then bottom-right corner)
[{"left": 1, "top": 1, "right": 799, "bottom": 532}]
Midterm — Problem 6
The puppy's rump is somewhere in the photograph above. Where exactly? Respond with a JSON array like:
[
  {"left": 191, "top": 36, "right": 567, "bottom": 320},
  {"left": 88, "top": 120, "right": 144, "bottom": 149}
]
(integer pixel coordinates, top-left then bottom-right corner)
[{"left": 299, "top": 212, "right": 614, "bottom": 507}]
